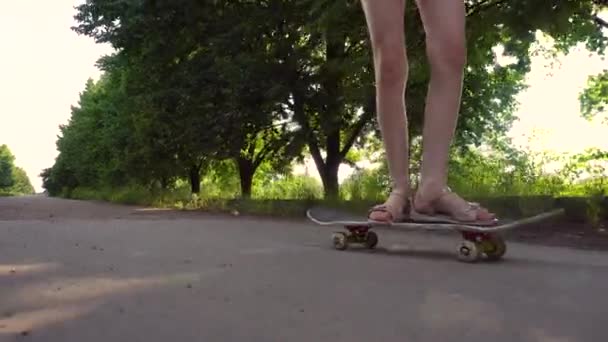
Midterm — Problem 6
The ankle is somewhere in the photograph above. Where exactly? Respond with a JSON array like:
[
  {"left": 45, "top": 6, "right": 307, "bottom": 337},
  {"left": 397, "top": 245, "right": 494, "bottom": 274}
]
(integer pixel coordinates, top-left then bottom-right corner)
[
  {"left": 416, "top": 180, "right": 448, "bottom": 203},
  {"left": 385, "top": 188, "right": 408, "bottom": 208},
  {"left": 391, "top": 185, "right": 408, "bottom": 196},
  {"left": 388, "top": 189, "right": 407, "bottom": 201}
]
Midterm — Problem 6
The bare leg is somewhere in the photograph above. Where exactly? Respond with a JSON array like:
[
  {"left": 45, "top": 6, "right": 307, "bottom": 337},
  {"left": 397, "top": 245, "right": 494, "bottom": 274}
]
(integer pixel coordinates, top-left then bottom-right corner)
[
  {"left": 413, "top": 0, "right": 494, "bottom": 222},
  {"left": 361, "top": 0, "right": 410, "bottom": 222}
]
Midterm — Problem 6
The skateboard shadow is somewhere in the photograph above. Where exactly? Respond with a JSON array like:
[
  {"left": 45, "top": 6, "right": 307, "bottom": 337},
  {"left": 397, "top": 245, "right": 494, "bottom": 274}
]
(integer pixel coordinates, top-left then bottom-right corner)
[
  {"left": 496, "top": 255, "right": 608, "bottom": 271},
  {"left": 339, "top": 245, "right": 608, "bottom": 270},
  {"left": 343, "top": 246, "right": 463, "bottom": 262}
]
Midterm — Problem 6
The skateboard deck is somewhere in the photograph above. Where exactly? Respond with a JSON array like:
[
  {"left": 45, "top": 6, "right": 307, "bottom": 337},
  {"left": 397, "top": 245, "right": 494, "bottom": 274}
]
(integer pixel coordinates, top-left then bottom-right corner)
[{"left": 306, "top": 206, "right": 565, "bottom": 262}]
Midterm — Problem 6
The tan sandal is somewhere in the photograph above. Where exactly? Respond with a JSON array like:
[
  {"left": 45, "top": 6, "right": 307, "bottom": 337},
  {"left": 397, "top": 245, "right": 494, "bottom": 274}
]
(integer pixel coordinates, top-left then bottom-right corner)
[
  {"left": 410, "top": 187, "right": 497, "bottom": 227},
  {"left": 368, "top": 191, "right": 409, "bottom": 224}
]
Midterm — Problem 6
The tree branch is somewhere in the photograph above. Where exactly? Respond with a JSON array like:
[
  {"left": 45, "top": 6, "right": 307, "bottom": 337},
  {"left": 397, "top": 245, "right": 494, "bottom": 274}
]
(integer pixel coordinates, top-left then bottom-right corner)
[
  {"left": 252, "top": 141, "right": 273, "bottom": 169},
  {"left": 339, "top": 105, "right": 373, "bottom": 159},
  {"left": 307, "top": 132, "right": 325, "bottom": 170},
  {"left": 292, "top": 88, "right": 325, "bottom": 169},
  {"left": 466, "top": 0, "right": 509, "bottom": 18},
  {"left": 594, "top": 15, "right": 608, "bottom": 29},
  {"left": 246, "top": 133, "right": 258, "bottom": 158}
]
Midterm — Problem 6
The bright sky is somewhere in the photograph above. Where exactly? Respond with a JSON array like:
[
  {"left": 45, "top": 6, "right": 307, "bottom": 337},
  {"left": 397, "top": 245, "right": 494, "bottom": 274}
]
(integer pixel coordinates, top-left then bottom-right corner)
[
  {"left": 0, "top": 1, "right": 113, "bottom": 192},
  {"left": 507, "top": 35, "right": 608, "bottom": 154},
  {"left": 0, "top": 1, "right": 606, "bottom": 192}
]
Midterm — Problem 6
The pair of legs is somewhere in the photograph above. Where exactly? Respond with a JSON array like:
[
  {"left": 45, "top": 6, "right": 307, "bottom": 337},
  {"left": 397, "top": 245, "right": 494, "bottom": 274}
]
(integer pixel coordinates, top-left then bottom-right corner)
[{"left": 361, "top": 0, "right": 495, "bottom": 224}]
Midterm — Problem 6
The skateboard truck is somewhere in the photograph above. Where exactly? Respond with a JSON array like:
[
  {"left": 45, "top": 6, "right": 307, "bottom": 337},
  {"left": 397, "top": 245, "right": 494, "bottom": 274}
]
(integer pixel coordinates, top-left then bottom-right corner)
[
  {"left": 331, "top": 225, "right": 378, "bottom": 250},
  {"left": 332, "top": 224, "right": 505, "bottom": 262}
]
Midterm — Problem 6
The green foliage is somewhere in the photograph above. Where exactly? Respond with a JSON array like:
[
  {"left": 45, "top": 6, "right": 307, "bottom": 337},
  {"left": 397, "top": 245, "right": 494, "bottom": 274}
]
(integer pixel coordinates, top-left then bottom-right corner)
[
  {"left": 9, "top": 167, "right": 35, "bottom": 195},
  {"left": 55, "top": 1, "right": 308, "bottom": 197},
  {"left": 0, "top": 145, "right": 34, "bottom": 195},
  {"left": 70, "top": 184, "right": 155, "bottom": 205},
  {"left": 447, "top": 150, "right": 560, "bottom": 197},
  {"left": 340, "top": 168, "right": 389, "bottom": 201},
  {"left": 236, "top": 122, "right": 305, "bottom": 198},
  {"left": 580, "top": 69, "right": 608, "bottom": 123},
  {"left": 339, "top": 144, "right": 607, "bottom": 201},
  {"left": 0, "top": 144, "right": 15, "bottom": 189},
  {"left": 252, "top": 174, "right": 324, "bottom": 200},
  {"left": 448, "top": 146, "right": 608, "bottom": 198},
  {"left": 200, "top": 160, "right": 241, "bottom": 199}
]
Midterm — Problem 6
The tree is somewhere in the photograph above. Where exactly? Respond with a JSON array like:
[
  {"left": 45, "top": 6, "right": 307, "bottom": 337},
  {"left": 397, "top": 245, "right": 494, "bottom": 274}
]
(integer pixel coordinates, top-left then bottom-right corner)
[
  {"left": 53, "top": 73, "right": 131, "bottom": 189},
  {"left": 10, "top": 167, "right": 35, "bottom": 195},
  {"left": 235, "top": 123, "right": 304, "bottom": 198},
  {"left": 0, "top": 145, "right": 15, "bottom": 189},
  {"left": 279, "top": 0, "right": 608, "bottom": 198},
  {"left": 211, "top": 3, "right": 306, "bottom": 198},
  {"left": 73, "top": 0, "right": 305, "bottom": 195},
  {"left": 0, "top": 145, "right": 35, "bottom": 195},
  {"left": 264, "top": 0, "right": 376, "bottom": 199},
  {"left": 41, "top": 59, "right": 144, "bottom": 195}
]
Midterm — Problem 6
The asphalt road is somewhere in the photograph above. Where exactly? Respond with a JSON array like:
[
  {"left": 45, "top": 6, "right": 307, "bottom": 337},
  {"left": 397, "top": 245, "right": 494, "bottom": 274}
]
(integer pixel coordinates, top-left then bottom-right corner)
[{"left": 1, "top": 196, "right": 607, "bottom": 342}]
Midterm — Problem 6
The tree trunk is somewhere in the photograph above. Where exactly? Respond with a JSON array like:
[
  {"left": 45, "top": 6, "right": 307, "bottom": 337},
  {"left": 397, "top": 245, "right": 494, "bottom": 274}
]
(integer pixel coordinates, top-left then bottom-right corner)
[
  {"left": 160, "top": 176, "right": 169, "bottom": 190},
  {"left": 317, "top": 160, "right": 340, "bottom": 200},
  {"left": 189, "top": 166, "right": 201, "bottom": 194},
  {"left": 237, "top": 157, "right": 254, "bottom": 199},
  {"left": 319, "top": 28, "right": 344, "bottom": 201},
  {"left": 322, "top": 171, "right": 339, "bottom": 200}
]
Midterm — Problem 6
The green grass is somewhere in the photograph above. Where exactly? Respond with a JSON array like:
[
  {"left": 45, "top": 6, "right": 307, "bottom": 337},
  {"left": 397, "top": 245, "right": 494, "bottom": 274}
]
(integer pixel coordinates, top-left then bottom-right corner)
[
  {"left": 68, "top": 185, "right": 169, "bottom": 206},
  {"left": 52, "top": 147, "right": 607, "bottom": 226},
  {"left": 0, "top": 190, "right": 34, "bottom": 197},
  {"left": 57, "top": 182, "right": 606, "bottom": 224}
]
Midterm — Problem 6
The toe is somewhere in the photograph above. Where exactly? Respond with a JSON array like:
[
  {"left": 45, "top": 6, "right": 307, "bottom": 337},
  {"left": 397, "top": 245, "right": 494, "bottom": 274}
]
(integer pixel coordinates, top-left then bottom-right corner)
[
  {"left": 369, "top": 211, "right": 391, "bottom": 222},
  {"left": 368, "top": 205, "right": 392, "bottom": 222},
  {"left": 475, "top": 207, "right": 496, "bottom": 221}
]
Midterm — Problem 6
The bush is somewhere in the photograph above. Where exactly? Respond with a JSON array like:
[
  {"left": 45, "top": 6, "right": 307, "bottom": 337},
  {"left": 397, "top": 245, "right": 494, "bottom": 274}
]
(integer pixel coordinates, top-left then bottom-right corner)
[
  {"left": 69, "top": 184, "right": 160, "bottom": 206},
  {"left": 340, "top": 167, "right": 389, "bottom": 201},
  {"left": 253, "top": 175, "right": 323, "bottom": 200}
]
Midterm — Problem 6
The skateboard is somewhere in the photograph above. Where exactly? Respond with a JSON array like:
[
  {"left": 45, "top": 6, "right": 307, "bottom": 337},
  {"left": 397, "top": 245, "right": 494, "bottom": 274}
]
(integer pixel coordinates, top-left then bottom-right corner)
[{"left": 306, "top": 206, "right": 565, "bottom": 262}]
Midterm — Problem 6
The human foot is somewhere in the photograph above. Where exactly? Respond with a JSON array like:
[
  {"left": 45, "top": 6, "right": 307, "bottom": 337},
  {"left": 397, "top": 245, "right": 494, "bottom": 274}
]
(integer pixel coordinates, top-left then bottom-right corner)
[
  {"left": 411, "top": 187, "right": 497, "bottom": 226},
  {"left": 368, "top": 190, "right": 409, "bottom": 223}
]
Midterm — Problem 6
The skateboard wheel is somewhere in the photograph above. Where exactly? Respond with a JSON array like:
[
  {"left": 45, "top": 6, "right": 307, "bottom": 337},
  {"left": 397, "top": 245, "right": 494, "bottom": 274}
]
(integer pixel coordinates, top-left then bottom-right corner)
[
  {"left": 332, "top": 232, "right": 348, "bottom": 250},
  {"left": 457, "top": 240, "right": 481, "bottom": 263},
  {"left": 483, "top": 235, "right": 506, "bottom": 261},
  {"left": 365, "top": 231, "right": 378, "bottom": 249}
]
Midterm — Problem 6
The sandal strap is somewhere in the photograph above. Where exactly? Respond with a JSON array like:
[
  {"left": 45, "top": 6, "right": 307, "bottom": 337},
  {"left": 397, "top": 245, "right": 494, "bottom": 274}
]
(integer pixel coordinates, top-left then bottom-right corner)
[
  {"left": 368, "top": 204, "right": 389, "bottom": 215},
  {"left": 417, "top": 186, "right": 482, "bottom": 221},
  {"left": 368, "top": 190, "right": 409, "bottom": 222}
]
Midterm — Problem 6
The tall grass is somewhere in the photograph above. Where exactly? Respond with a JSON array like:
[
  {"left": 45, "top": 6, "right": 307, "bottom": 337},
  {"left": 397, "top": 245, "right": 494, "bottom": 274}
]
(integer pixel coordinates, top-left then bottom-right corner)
[
  {"left": 253, "top": 175, "right": 323, "bottom": 200},
  {"left": 69, "top": 184, "right": 161, "bottom": 205},
  {"left": 339, "top": 148, "right": 606, "bottom": 200},
  {"left": 58, "top": 146, "right": 606, "bottom": 227}
]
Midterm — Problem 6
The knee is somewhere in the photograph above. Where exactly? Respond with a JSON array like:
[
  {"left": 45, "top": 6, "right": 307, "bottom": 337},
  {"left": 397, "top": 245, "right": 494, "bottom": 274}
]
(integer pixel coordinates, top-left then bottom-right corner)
[
  {"left": 373, "top": 44, "right": 408, "bottom": 87},
  {"left": 426, "top": 37, "right": 466, "bottom": 74}
]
